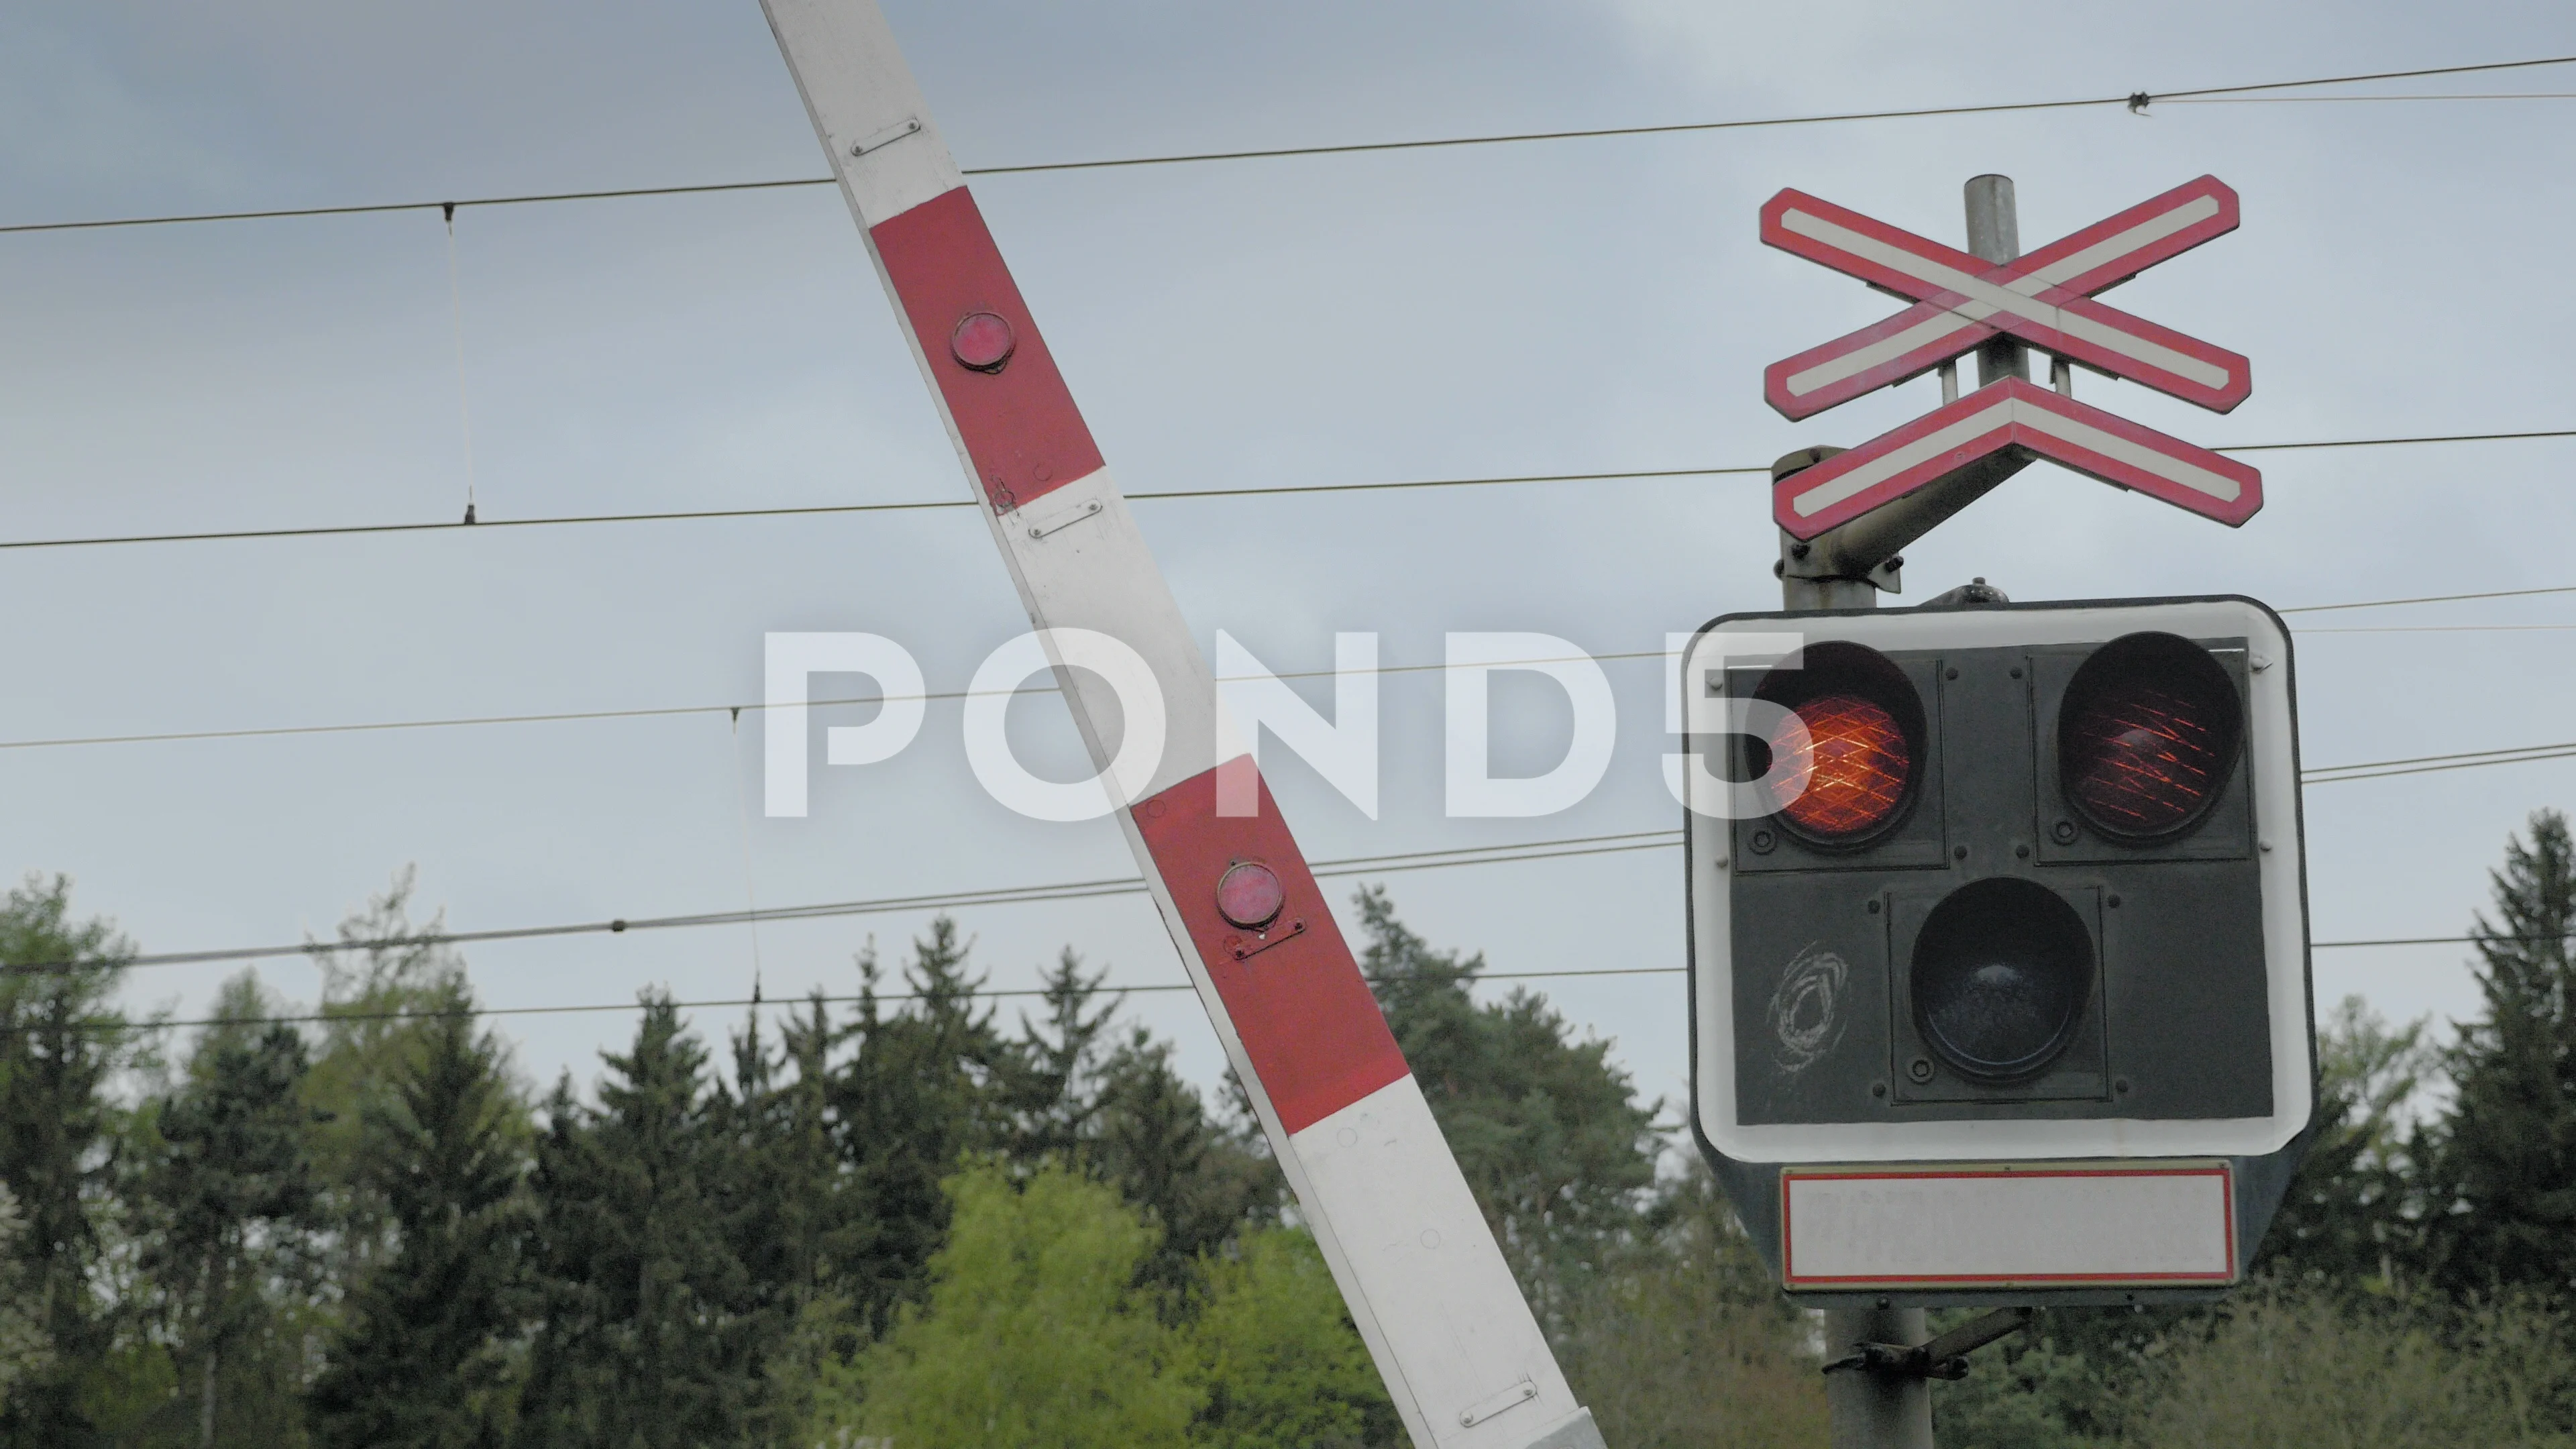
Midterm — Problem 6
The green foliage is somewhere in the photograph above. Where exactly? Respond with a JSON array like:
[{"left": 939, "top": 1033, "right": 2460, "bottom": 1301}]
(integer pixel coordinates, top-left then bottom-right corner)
[
  {"left": 998, "top": 951, "right": 1279, "bottom": 1286},
  {"left": 830, "top": 1161, "right": 1200, "bottom": 1449},
  {"left": 825, "top": 922, "right": 1020, "bottom": 1338},
  {"left": 307, "top": 982, "right": 529, "bottom": 1449},
  {"left": 303, "top": 871, "right": 513, "bottom": 1287},
  {"left": 0, "top": 875, "right": 142, "bottom": 1448},
  {"left": 32, "top": 846, "right": 2576, "bottom": 1448},
  {"left": 138, "top": 972, "right": 327, "bottom": 1449},
  {"left": 1357, "top": 886, "right": 1657, "bottom": 1291},
  {"left": 1088, "top": 1028, "right": 1279, "bottom": 1285},
  {"left": 516, "top": 995, "right": 761, "bottom": 1449},
  {"left": 2134, "top": 1281, "right": 2576, "bottom": 1449},
  {"left": 1552, "top": 1163, "right": 1827, "bottom": 1449},
  {"left": 1185, "top": 1226, "right": 1393, "bottom": 1449},
  {"left": 1932, "top": 1319, "right": 2129, "bottom": 1449},
  {"left": 0, "top": 1185, "right": 54, "bottom": 1417},
  {"left": 2260, "top": 995, "right": 2436, "bottom": 1287},
  {"left": 2428, "top": 807, "right": 2576, "bottom": 1296}
]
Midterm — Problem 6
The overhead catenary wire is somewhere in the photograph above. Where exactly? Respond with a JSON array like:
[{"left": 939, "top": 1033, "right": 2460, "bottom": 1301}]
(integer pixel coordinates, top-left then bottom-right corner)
[
  {"left": 5, "top": 427, "right": 2573, "bottom": 556},
  {"left": 2162, "top": 92, "right": 2576, "bottom": 105},
  {"left": 3, "top": 802, "right": 2549, "bottom": 989},
  {"left": 4, "top": 55, "right": 2573, "bottom": 237},
  {"left": 33, "top": 963, "right": 1703, "bottom": 1036},
  {"left": 8, "top": 584, "right": 2576, "bottom": 758},
  {"left": 1, "top": 828, "right": 1685, "bottom": 979},
  {"left": 2276, "top": 582, "right": 2576, "bottom": 614},
  {"left": 2302, "top": 741, "right": 2576, "bottom": 784},
  {"left": 33, "top": 931, "right": 2528, "bottom": 1036}
]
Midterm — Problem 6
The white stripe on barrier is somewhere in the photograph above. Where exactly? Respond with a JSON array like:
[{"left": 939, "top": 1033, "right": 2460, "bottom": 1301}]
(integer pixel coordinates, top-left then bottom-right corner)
[{"left": 1291, "top": 1077, "right": 1592, "bottom": 1449}]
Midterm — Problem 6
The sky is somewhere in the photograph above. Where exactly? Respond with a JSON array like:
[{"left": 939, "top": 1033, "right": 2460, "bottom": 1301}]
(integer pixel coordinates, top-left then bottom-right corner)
[{"left": 4, "top": 0, "right": 2575, "bottom": 1115}]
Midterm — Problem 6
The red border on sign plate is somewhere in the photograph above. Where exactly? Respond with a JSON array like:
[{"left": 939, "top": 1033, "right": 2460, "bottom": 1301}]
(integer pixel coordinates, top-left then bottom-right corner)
[{"left": 1778, "top": 1163, "right": 2239, "bottom": 1289}]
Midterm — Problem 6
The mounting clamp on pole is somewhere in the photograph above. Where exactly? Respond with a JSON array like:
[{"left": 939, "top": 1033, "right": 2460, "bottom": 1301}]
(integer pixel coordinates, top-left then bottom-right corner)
[
  {"left": 1822, "top": 1307, "right": 2037, "bottom": 1382},
  {"left": 1774, "top": 445, "right": 2033, "bottom": 608}
]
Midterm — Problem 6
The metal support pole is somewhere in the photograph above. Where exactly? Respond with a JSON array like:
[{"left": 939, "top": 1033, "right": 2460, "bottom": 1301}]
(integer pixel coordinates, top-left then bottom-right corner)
[
  {"left": 1964, "top": 175, "right": 2027, "bottom": 386},
  {"left": 1782, "top": 447, "right": 1935, "bottom": 1442},
  {"left": 1776, "top": 178, "right": 2053, "bottom": 1449},
  {"left": 1825, "top": 1305, "right": 1936, "bottom": 1449}
]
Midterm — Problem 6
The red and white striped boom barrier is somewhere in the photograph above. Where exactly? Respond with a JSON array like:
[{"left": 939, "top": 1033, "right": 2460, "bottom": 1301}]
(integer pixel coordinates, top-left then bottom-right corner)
[{"left": 753, "top": 5, "right": 1606, "bottom": 1448}]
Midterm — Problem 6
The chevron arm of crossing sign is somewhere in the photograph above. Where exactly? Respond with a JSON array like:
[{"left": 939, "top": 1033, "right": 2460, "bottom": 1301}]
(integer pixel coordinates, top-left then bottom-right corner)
[
  {"left": 754, "top": 4, "right": 1604, "bottom": 1448},
  {"left": 1774, "top": 378, "right": 2263, "bottom": 540},
  {"left": 1762, "top": 175, "right": 2251, "bottom": 421}
]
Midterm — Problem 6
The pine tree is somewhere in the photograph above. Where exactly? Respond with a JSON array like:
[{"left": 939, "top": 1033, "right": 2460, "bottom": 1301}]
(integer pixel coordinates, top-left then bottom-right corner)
[
  {"left": 0, "top": 876, "right": 139, "bottom": 1448},
  {"left": 517, "top": 995, "right": 758, "bottom": 1448},
  {"left": 1000, "top": 950, "right": 1277, "bottom": 1280},
  {"left": 303, "top": 870, "right": 483, "bottom": 1291},
  {"left": 2255, "top": 996, "right": 2435, "bottom": 1286},
  {"left": 1355, "top": 887, "right": 1656, "bottom": 1291},
  {"left": 1006, "top": 949, "right": 1120, "bottom": 1162},
  {"left": 140, "top": 974, "right": 327, "bottom": 1449},
  {"left": 2428, "top": 808, "right": 2576, "bottom": 1294},
  {"left": 307, "top": 981, "right": 529, "bottom": 1449},
  {"left": 707, "top": 997, "right": 869, "bottom": 1446},
  {"left": 1090, "top": 1028, "right": 1279, "bottom": 1282},
  {"left": 824, "top": 922, "right": 1014, "bottom": 1335}
]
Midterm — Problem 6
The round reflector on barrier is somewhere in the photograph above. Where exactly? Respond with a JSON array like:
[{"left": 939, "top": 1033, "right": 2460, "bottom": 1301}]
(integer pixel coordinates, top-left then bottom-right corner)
[{"left": 1215, "top": 861, "right": 1287, "bottom": 931}]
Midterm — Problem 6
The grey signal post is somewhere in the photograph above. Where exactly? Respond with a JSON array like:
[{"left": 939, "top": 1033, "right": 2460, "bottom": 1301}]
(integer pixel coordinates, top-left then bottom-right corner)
[
  {"left": 1752, "top": 176, "right": 2313, "bottom": 1449},
  {"left": 1778, "top": 175, "right": 2033, "bottom": 1449}
]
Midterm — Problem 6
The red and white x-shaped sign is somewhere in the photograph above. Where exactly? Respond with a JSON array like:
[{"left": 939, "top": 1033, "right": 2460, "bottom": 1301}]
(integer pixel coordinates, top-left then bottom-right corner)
[
  {"left": 1762, "top": 174, "right": 2263, "bottom": 539},
  {"left": 1763, "top": 176, "right": 2249, "bottom": 421}
]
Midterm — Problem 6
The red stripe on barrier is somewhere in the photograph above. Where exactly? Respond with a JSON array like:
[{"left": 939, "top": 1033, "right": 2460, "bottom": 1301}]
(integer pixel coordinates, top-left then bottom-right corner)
[
  {"left": 869, "top": 188, "right": 1102, "bottom": 513},
  {"left": 1133, "top": 763, "right": 1409, "bottom": 1134}
]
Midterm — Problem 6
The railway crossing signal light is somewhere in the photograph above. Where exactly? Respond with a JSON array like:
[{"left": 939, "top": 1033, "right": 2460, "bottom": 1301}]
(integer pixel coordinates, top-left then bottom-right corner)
[{"left": 1682, "top": 596, "right": 2314, "bottom": 1305}]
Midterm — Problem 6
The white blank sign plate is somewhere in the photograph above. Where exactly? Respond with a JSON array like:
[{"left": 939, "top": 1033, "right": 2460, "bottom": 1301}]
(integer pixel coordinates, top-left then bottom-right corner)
[{"left": 1780, "top": 1161, "right": 2237, "bottom": 1291}]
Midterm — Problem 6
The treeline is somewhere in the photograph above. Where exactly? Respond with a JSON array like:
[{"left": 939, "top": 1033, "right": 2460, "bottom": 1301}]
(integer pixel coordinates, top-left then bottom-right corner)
[
  {"left": 7, "top": 808, "right": 2576, "bottom": 1448},
  {"left": 0, "top": 874, "right": 1818, "bottom": 1448}
]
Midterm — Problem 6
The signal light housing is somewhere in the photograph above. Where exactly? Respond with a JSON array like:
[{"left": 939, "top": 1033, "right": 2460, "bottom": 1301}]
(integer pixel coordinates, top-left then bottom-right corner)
[{"left": 1683, "top": 596, "right": 2312, "bottom": 1309}]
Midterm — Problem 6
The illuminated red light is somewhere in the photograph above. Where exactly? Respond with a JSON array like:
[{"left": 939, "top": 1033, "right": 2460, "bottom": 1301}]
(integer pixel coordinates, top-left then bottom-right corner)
[
  {"left": 2065, "top": 682, "right": 2225, "bottom": 835},
  {"left": 1770, "top": 693, "right": 1911, "bottom": 839}
]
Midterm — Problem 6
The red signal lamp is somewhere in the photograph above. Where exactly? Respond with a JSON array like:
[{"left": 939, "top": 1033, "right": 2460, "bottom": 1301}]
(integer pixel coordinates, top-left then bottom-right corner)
[
  {"left": 2058, "top": 632, "right": 2243, "bottom": 841},
  {"left": 1769, "top": 694, "right": 1911, "bottom": 838},
  {"left": 1754, "top": 641, "right": 1926, "bottom": 846}
]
